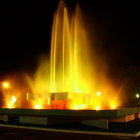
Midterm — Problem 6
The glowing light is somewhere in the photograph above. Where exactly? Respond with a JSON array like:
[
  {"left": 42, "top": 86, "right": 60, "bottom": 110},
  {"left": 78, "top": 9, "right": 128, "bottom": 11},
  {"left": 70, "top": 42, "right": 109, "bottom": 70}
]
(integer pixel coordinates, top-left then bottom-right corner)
[
  {"left": 136, "top": 94, "right": 140, "bottom": 98},
  {"left": 75, "top": 90, "right": 82, "bottom": 93},
  {"left": 50, "top": 0, "right": 94, "bottom": 94},
  {"left": 48, "top": 98, "right": 50, "bottom": 105},
  {"left": 73, "top": 106, "right": 79, "bottom": 110},
  {"left": 7, "top": 96, "right": 16, "bottom": 109},
  {"left": 34, "top": 104, "right": 41, "bottom": 109},
  {"left": 80, "top": 104, "right": 86, "bottom": 109},
  {"left": 2, "top": 81, "right": 10, "bottom": 89},
  {"left": 110, "top": 104, "right": 116, "bottom": 109},
  {"left": 95, "top": 106, "right": 100, "bottom": 110},
  {"left": 8, "top": 104, "right": 13, "bottom": 109},
  {"left": 96, "top": 92, "right": 101, "bottom": 96},
  {"left": 11, "top": 96, "right": 16, "bottom": 103},
  {"left": 34, "top": 98, "right": 43, "bottom": 109},
  {"left": 25, "top": 0, "right": 121, "bottom": 110}
]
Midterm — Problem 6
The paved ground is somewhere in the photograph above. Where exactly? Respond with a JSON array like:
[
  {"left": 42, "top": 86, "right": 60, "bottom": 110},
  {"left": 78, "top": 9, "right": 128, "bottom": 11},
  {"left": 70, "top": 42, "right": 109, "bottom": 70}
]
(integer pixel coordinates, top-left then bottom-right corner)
[{"left": 0, "top": 126, "right": 139, "bottom": 140}]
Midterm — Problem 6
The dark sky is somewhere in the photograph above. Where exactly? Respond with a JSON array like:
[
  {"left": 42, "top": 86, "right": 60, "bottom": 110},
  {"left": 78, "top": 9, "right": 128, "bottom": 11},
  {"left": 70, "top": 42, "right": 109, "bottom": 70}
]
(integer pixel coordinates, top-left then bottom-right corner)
[{"left": 0, "top": 1, "right": 140, "bottom": 82}]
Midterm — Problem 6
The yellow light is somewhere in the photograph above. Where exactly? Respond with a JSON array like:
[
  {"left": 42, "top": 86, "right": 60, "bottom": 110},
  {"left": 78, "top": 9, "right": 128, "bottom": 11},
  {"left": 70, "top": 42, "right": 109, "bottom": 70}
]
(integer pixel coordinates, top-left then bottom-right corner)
[
  {"left": 7, "top": 96, "right": 16, "bottom": 109},
  {"left": 73, "top": 106, "right": 79, "bottom": 110},
  {"left": 80, "top": 104, "right": 86, "bottom": 109},
  {"left": 110, "top": 104, "right": 116, "bottom": 109},
  {"left": 48, "top": 98, "right": 50, "bottom": 105},
  {"left": 34, "top": 98, "right": 43, "bottom": 109},
  {"left": 2, "top": 81, "right": 10, "bottom": 88},
  {"left": 24, "top": 0, "right": 121, "bottom": 110},
  {"left": 136, "top": 94, "right": 140, "bottom": 98},
  {"left": 75, "top": 90, "right": 81, "bottom": 93},
  {"left": 11, "top": 96, "right": 16, "bottom": 103},
  {"left": 96, "top": 91, "right": 101, "bottom": 96},
  {"left": 95, "top": 106, "right": 100, "bottom": 110},
  {"left": 8, "top": 104, "right": 13, "bottom": 109},
  {"left": 35, "top": 104, "right": 41, "bottom": 109}
]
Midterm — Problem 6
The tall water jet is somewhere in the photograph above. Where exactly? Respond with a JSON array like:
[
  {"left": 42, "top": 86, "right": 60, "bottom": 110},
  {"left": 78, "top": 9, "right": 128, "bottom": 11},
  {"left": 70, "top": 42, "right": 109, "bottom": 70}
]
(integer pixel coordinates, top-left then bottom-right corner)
[
  {"left": 50, "top": 1, "right": 94, "bottom": 93},
  {"left": 26, "top": 0, "right": 120, "bottom": 110}
]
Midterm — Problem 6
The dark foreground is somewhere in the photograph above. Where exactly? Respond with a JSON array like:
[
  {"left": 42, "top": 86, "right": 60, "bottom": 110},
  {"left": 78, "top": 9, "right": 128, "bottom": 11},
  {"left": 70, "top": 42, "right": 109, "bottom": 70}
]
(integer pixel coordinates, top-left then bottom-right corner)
[
  {"left": 0, "top": 126, "right": 139, "bottom": 140},
  {"left": 0, "top": 117, "right": 140, "bottom": 140}
]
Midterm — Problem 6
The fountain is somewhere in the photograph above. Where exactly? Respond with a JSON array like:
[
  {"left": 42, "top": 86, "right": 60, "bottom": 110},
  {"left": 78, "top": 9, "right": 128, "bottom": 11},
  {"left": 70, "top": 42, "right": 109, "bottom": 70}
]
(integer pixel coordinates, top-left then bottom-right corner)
[
  {"left": 49, "top": 0, "right": 94, "bottom": 110},
  {"left": 26, "top": 0, "right": 120, "bottom": 110},
  {"left": 0, "top": 0, "right": 139, "bottom": 130}
]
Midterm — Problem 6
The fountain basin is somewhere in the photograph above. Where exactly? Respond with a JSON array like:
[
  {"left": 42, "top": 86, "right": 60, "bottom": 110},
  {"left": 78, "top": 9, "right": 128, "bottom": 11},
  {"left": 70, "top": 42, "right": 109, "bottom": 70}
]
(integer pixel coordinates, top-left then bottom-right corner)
[{"left": 0, "top": 108, "right": 139, "bottom": 129}]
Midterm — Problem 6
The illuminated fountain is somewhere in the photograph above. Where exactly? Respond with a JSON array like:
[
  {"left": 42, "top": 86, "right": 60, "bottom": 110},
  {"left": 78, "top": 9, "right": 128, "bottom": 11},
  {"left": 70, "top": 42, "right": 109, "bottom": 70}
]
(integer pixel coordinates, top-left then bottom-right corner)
[
  {"left": 50, "top": 1, "right": 92, "bottom": 93},
  {"left": 25, "top": 1, "right": 120, "bottom": 110},
  {"left": 50, "top": 1, "right": 93, "bottom": 110},
  {"left": 49, "top": 1, "right": 120, "bottom": 110},
  {"left": 0, "top": 1, "right": 140, "bottom": 130},
  {"left": 0, "top": 1, "right": 119, "bottom": 110}
]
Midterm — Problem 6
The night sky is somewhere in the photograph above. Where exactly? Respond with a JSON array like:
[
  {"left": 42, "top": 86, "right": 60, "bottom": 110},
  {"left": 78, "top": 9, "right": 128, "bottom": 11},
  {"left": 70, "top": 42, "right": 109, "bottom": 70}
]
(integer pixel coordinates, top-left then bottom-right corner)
[{"left": 0, "top": 1, "right": 140, "bottom": 99}]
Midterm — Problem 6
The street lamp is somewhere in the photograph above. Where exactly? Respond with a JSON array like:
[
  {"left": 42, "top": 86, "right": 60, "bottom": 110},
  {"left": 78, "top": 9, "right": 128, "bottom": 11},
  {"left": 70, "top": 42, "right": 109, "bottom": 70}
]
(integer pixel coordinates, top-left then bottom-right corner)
[
  {"left": 136, "top": 93, "right": 140, "bottom": 99},
  {"left": 135, "top": 93, "right": 140, "bottom": 107}
]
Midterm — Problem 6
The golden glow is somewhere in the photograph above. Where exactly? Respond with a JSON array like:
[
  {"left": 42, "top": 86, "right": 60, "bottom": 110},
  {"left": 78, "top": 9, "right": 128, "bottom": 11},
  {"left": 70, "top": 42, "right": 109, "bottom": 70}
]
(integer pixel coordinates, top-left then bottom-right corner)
[
  {"left": 96, "top": 91, "right": 101, "bottom": 96},
  {"left": 8, "top": 104, "right": 13, "bottom": 109},
  {"left": 110, "top": 104, "right": 116, "bottom": 109},
  {"left": 109, "top": 100, "right": 118, "bottom": 110},
  {"left": 80, "top": 104, "right": 86, "bottom": 109},
  {"left": 48, "top": 98, "right": 51, "bottom": 105},
  {"left": 72, "top": 104, "right": 86, "bottom": 110},
  {"left": 24, "top": 0, "right": 121, "bottom": 110},
  {"left": 73, "top": 106, "right": 79, "bottom": 110},
  {"left": 33, "top": 98, "right": 43, "bottom": 109},
  {"left": 34, "top": 104, "right": 41, "bottom": 109},
  {"left": 11, "top": 96, "right": 16, "bottom": 103},
  {"left": 2, "top": 81, "right": 10, "bottom": 89},
  {"left": 95, "top": 106, "right": 101, "bottom": 111},
  {"left": 7, "top": 96, "right": 16, "bottom": 109},
  {"left": 50, "top": 1, "right": 94, "bottom": 93},
  {"left": 136, "top": 94, "right": 140, "bottom": 98}
]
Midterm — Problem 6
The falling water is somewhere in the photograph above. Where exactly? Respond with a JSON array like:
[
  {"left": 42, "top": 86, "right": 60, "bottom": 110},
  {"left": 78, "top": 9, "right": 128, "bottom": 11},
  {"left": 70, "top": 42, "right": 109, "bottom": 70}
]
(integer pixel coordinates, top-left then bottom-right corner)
[
  {"left": 25, "top": 0, "right": 120, "bottom": 110},
  {"left": 50, "top": 1, "right": 93, "bottom": 93}
]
